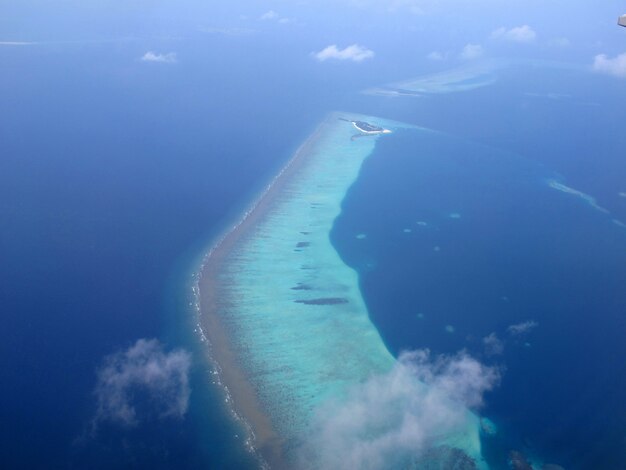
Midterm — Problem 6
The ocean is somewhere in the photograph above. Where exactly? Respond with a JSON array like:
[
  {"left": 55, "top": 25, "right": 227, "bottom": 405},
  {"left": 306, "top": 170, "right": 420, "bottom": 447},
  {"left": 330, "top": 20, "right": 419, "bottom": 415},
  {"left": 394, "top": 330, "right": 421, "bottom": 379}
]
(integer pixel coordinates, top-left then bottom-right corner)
[
  {"left": 332, "top": 66, "right": 626, "bottom": 468},
  {"left": 2, "top": 22, "right": 626, "bottom": 470},
  {"left": 0, "top": 36, "right": 333, "bottom": 469},
  {"left": 0, "top": 28, "right": 409, "bottom": 468}
]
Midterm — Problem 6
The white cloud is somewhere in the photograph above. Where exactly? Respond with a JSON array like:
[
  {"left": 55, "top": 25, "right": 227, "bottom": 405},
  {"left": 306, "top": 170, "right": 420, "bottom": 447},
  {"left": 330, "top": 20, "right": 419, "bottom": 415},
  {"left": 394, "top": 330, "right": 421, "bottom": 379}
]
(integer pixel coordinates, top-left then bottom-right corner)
[
  {"left": 140, "top": 51, "right": 177, "bottom": 64},
  {"left": 483, "top": 333, "right": 504, "bottom": 356},
  {"left": 507, "top": 320, "right": 538, "bottom": 336},
  {"left": 593, "top": 52, "right": 626, "bottom": 78},
  {"left": 314, "top": 44, "right": 375, "bottom": 62},
  {"left": 302, "top": 350, "right": 499, "bottom": 469},
  {"left": 259, "top": 10, "right": 279, "bottom": 21},
  {"left": 427, "top": 51, "right": 446, "bottom": 61},
  {"left": 459, "top": 43, "right": 483, "bottom": 60},
  {"left": 491, "top": 25, "right": 537, "bottom": 43},
  {"left": 259, "top": 10, "right": 294, "bottom": 24},
  {"left": 92, "top": 339, "right": 191, "bottom": 430}
]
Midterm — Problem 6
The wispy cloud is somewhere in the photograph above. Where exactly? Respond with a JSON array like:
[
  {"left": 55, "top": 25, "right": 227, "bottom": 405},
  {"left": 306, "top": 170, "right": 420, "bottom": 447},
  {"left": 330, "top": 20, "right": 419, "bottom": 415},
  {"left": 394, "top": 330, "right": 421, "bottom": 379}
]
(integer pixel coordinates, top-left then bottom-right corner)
[
  {"left": 140, "top": 51, "right": 177, "bottom": 64},
  {"left": 483, "top": 332, "right": 504, "bottom": 356},
  {"left": 2, "top": 38, "right": 145, "bottom": 48},
  {"left": 427, "top": 51, "right": 446, "bottom": 61},
  {"left": 593, "top": 52, "right": 626, "bottom": 78},
  {"left": 0, "top": 41, "right": 38, "bottom": 46},
  {"left": 259, "top": 10, "right": 294, "bottom": 23},
  {"left": 507, "top": 320, "right": 538, "bottom": 336},
  {"left": 91, "top": 339, "right": 191, "bottom": 431},
  {"left": 459, "top": 43, "right": 484, "bottom": 60},
  {"left": 524, "top": 92, "right": 570, "bottom": 100},
  {"left": 491, "top": 25, "right": 537, "bottom": 43},
  {"left": 199, "top": 27, "right": 256, "bottom": 36},
  {"left": 314, "top": 44, "right": 375, "bottom": 62},
  {"left": 388, "top": 0, "right": 425, "bottom": 15},
  {"left": 259, "top": 10, "right": 279, "bottom": 21},
  {"left": 302, "top": 350, "right": 499, "bottom": 468},
  {"left": 549, "top": 37, "right": 570, "bottom": 48}
]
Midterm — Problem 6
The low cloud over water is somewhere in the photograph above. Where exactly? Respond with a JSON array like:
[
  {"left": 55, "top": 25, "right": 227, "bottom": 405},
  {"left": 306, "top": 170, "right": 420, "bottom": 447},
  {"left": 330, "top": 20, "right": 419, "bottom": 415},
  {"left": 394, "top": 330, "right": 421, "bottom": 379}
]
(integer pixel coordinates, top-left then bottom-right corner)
[
  {"left": 91, "top": 338, "right": 191, "bottom": 431},
  {"left": 303, "top": 350, "right": 499, "bottom": 469}
]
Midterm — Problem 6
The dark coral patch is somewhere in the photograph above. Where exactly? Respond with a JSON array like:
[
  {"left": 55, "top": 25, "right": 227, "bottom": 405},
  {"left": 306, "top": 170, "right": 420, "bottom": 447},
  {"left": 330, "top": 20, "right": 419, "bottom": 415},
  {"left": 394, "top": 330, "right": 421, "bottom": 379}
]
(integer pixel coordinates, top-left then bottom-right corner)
[{"left": 291, "top": 283, "right": 313, "bottom": 291}]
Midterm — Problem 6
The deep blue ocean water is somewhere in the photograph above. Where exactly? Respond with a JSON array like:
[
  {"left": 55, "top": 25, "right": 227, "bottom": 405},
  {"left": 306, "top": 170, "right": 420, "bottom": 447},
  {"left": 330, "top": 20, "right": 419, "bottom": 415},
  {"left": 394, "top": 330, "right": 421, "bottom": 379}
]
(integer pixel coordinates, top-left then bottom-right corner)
[
  {"left": 0, "top": 26, "right": 425, "bottom": 467},
  {"left": 2, "top": 21, "right": 626, "bottom": 470},
  {"left": 0, "top": 35, "right": 347, "bottom": 469},
  {"left": 332, "top": 69, "right": 626, "bottom": 469}
]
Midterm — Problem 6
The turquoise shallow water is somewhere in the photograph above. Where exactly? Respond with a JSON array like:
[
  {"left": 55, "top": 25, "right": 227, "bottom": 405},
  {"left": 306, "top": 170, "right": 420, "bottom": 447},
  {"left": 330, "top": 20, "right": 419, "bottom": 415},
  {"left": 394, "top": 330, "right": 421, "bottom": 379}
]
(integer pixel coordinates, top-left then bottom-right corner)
[
  {"left": 221, "top": 114, "right": 396, "bottom": 435},
  {"left": 212, "top": 114, "right": 489, "bottom": 467}
]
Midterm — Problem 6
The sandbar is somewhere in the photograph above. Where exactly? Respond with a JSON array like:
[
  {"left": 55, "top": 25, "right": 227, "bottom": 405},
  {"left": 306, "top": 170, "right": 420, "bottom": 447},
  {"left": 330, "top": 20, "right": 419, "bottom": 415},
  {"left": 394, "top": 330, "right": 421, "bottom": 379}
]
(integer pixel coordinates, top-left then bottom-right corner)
[{"left": 196, "top": 117, "right": 336, "bottom": 467}]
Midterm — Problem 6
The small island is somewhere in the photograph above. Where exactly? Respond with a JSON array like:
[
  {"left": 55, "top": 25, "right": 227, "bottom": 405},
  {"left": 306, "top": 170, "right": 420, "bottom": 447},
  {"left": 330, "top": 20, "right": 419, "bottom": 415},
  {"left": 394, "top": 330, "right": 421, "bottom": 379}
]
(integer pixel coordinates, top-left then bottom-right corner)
[{"left": 339, "top": 117, "right": 392, "bottom": 135}]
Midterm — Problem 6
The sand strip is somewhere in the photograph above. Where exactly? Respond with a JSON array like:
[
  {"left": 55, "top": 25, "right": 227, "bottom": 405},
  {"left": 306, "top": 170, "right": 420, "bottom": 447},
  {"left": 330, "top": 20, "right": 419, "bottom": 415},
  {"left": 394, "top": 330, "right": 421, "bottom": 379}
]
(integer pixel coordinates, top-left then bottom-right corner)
[{"left": 197, "top": 116, "right": 334, "bottom": 468}]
